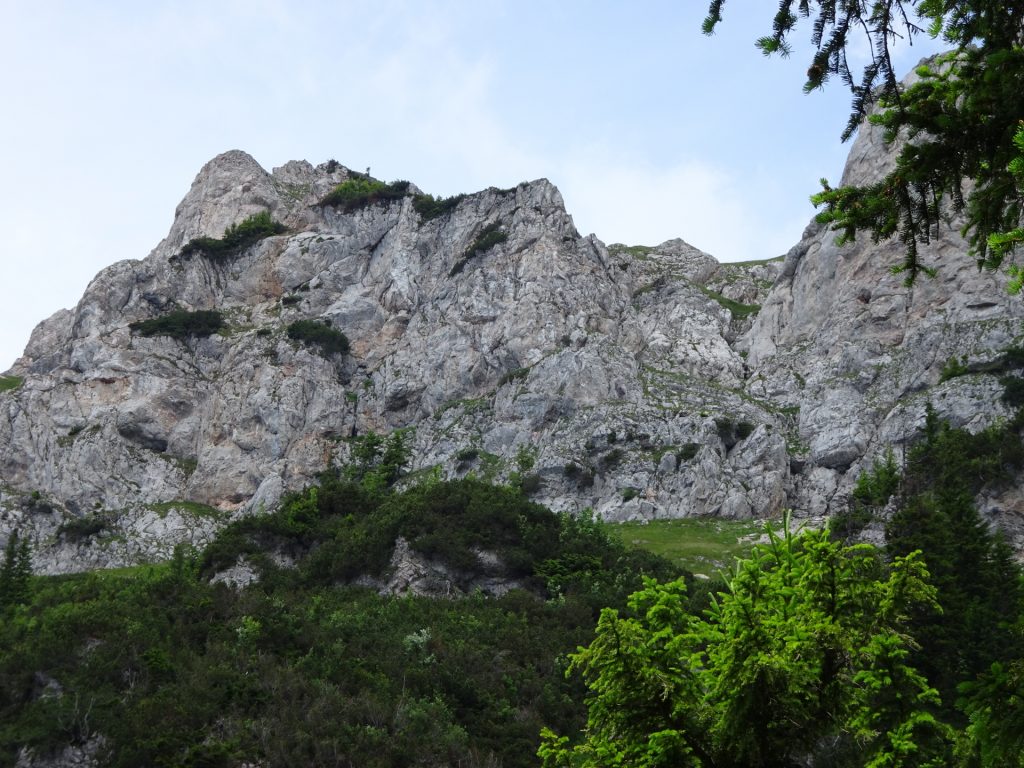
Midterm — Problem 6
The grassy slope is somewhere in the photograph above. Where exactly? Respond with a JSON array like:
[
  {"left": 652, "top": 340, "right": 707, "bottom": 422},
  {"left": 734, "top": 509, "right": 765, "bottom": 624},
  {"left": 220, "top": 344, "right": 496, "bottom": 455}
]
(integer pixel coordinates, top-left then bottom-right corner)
[{"left": 608, "top": 518, "right": 772, "bottom": 578}]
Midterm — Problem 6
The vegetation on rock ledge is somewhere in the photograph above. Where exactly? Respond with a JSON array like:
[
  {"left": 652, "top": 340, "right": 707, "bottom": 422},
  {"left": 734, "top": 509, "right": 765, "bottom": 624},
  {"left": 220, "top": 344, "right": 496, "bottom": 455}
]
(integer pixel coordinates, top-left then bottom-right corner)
[
  {"left": 319, "top": 176, "right": 410, "bottom": 211},
  {"left": 129, "top": 309, "right": 225, "bottom": 340},
  {"left": 286, "top": 319, "right": 349, "bottom": 357},
  {"left": 179, "top": 211, "right": 286, "bottom": 263}
]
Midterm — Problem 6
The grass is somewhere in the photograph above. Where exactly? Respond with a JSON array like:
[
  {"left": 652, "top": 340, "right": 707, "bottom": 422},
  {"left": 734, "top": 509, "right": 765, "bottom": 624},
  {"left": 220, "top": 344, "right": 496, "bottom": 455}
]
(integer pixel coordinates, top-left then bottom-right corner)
[
  {"left": 698, "top": 286, "right": 761, "bottom": 319},
  {"left": 722, "top": 255, "right": 785, "bottom": 267},
  {"left": 146, "top": 501, "right": 224, "bottom": 519},
  {"left": 0, "top": 376, "right": 24, "bottom": 393},
  {"left": 608, "top": 518, "right": 771, "bottom": 578},
  {"left": 608, "top": 244, "right": 656, "bottom": 258}
]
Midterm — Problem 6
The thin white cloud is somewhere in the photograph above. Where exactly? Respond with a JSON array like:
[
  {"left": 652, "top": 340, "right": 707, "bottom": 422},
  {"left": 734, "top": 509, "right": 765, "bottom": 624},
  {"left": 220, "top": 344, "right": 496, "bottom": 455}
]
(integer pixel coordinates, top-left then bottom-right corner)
[{"left": 556, "top": 148, "right": 808, "bottom": 262}]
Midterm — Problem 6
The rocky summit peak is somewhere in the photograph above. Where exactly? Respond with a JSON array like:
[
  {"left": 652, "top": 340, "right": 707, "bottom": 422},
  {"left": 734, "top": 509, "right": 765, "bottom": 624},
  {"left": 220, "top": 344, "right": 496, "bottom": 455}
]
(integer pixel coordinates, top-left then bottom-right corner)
[{"left": 1, "top": 136, "right": 1023, "bottom": 574}]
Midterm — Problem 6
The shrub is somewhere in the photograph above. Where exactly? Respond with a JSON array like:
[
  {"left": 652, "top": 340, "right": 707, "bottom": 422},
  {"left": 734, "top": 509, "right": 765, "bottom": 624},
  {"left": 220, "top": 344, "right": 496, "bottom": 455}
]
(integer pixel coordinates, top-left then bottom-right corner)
[
  {"left": 412, "top": 193, "right": 466, "bottom": 221},
  {"left": 179, "top": 211, "right": 286, "bottom": 263},
  {"left": 130, "top": 310, "right": 225, "bottom": 340},
  {"left": 716, "top": 418, "right": 755, "bottom": 449},
  {"left": 57, "top": 514, "right": 108, "bottom": 542},
  {"left": 563, "top": 463, "right": 595, "bottom": 488},
  {"left": 286, "top": 320, "right": 349, "bottom": 357},
  {"left": 456, "top": 448, "right": 479, "bottom": 463},
  {"left": 677, "top": 443, "right": 701, "bottom": 462},
  {"left": 1002, "top": 375, "right": 1024, "bottom": 407},
  {"left": 449, "top": 223, "right": 508, "bottom": 277},
  {"left": 519, "top": 474, "right": 542, "bottom": 495},
  {"left": 599, "top": 448, "right": 623, "bottom": 472},
  {"left": 939, "top": 355, "right": 969, "bottom": 382},
  {"left": 851, "top": 447, "right": 900, "bottom": 508},
  {"left": 320, "top": 178, "right": 410, "bottom": 211},
  {"left": 0, "top": 376, "right": 24, "bottom": 393},
  {"left": 498, "top": 367, "right": 529, "bottom": 386}
]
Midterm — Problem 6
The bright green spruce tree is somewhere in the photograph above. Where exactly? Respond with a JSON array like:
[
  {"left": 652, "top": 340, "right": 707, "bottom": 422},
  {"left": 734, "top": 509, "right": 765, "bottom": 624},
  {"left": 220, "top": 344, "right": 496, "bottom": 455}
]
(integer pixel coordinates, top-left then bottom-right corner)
[{"left": 540, "top": 522, "right": 952, "bottom": 768}]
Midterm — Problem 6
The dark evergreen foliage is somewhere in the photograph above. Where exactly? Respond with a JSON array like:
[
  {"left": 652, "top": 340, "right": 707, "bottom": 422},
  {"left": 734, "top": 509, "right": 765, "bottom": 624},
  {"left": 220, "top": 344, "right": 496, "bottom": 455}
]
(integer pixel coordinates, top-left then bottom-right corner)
[
  {"left": 178, "top": 211, "right": 286, "bottom": 263},
  {"left": 129, "top": 309, "right": 225, "bottom": 340},
  {"left": 705, "top": 3, "right": 1024, "bottom": 281},
  {"left": 0, "top": 532, "right": 31, "bottom": 609},
  {"left": 412, "top": 193, "right": 467, "bottom": 221},
  {"left": 886, "top": 404, "right": 1024, "bottom": 708},
  {"left": 0, "top": 476, "right": 682, "bottom": 768},
  {"left": 449, "top": 223, "right": 508, "bottom": 277},
  {"left": 285, "top": 319, "right": 349, "bottom": 356},
  {"left": 319, "top": 178, "right": 410, "bottom": 211}
]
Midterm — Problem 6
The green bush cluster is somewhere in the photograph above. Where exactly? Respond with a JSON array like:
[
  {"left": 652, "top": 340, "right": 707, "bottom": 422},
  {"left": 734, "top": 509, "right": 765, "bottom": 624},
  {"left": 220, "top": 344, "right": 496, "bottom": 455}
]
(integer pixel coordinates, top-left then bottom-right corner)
[
  {"left": 0, "top": 474, "right": 683, "bottom": 768},
  {"left": 563, "top": 462, "right": 595, "bottom": 489},
  {"left": 56, "top": 514, "right": 109, "bottom": 542},
  {"left": 830, "top": 447, "right": 901, "bottom": 541},
  {"left": 498, "top": 367, "right": 529, "bottom": 386},
  {"left": 449, "top": 223, "right": 508, "bottom": 277},
  {"left": 319, "top": 177, "right": 410, "bottom": 211},
  {"left": 129, "top": 309, "right": 225, "bottom": 340},
  {"left": 939, "top": 354, "right": 970, "bottom": 382},
  {"left": 714, "top": 417, "right": 755, "bottom": 449},
  {"left": 179, "top": 211, "right": 286, "bottom": 263},
  {"left": 286, "top": 320, "right": 349, "bottom": 357},
  {"left": 412, "top": 193, "right": 466, "bottom": 221}
]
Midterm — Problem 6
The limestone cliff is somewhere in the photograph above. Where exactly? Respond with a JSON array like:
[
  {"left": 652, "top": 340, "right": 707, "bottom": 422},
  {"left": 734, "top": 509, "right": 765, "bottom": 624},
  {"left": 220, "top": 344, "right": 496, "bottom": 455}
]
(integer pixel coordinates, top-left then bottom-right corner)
[{"left": 2, "top": 116, "right": 1022, "bottom": 573}]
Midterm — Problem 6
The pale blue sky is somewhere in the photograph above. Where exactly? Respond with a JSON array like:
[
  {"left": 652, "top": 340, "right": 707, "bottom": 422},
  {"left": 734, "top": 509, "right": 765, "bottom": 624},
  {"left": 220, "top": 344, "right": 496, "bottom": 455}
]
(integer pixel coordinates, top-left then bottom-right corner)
[{"left": 0, "top": 1, "right": 944, "bottom": 370}]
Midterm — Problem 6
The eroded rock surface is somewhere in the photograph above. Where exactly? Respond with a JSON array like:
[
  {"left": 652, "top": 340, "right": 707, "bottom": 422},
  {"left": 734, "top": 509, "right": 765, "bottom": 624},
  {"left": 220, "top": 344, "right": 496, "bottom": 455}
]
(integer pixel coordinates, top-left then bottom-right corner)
[{"left": 3, "top": 116, "right": 1022, "bottom": 571}]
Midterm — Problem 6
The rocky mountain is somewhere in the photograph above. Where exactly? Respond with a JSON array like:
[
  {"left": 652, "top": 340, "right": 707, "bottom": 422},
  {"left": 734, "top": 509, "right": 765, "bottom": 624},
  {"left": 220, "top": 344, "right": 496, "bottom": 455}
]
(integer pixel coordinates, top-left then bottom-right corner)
[{"left": 3, "top": 110, "right": 1023, "bottom": 574}]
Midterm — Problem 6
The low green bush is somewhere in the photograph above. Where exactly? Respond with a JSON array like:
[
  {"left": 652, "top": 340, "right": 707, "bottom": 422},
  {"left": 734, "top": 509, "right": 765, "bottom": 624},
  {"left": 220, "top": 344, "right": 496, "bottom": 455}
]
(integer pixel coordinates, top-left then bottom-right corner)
[
  {"left": 130, "top": 310, "right": 225, "bottom": 340},
  {"left": 519, "top": 473, "right": 542, "bottom": 495},
  {"left": 716, "top": 417, "right": 755, "bottom": 448},
  {"left": 0, "top": 376, "right": 24, "bottom": 393},
  {"left": 320, "top": 178, "right": 410, "bottom": 211},
  {"left": 677, "top": 442, "right": 701, "bottom": 462},
  {"left": 563, "top": 462, "right": 595, "bottom": 489},
  {"left": 412, "top": 193, "right": 466, "bottom": 221},
  {"left": 179, "top": 211, "right": 286, "bottom": 263},
  {"left": 498, "top": 367, "right": 529, "bottom": 386},
  {"left": 456, "top": 447, "right": 479, "bottom": 463},
  {"left": 599, "top": 448, "right": 623, "bottom": 472},
  {"left": 449, "top": 223, "right": 508, "bottom": 277},
  {"left": 56, "top": 515, "right": 108, "bottom": 542},
  {"left": 286, "top": 320, "right": 349, "bottom": 356},
  {"left": 939, "top": 355, "right": 970, "bottom": 382}
]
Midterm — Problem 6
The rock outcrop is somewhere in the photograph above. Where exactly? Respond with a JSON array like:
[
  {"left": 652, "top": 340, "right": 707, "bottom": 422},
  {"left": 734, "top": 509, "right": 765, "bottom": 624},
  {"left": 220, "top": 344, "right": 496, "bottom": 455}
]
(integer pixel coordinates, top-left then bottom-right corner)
[{"left": 3, "top": 104, "right": 1022, "bottom": 572}]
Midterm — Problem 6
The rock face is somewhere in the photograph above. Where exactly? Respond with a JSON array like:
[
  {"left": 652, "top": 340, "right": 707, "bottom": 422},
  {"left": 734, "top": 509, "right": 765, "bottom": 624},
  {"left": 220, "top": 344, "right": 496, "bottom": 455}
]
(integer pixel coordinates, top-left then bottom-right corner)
[{"left": 2, "top": 110, "right": 1023, "bottom": 572}]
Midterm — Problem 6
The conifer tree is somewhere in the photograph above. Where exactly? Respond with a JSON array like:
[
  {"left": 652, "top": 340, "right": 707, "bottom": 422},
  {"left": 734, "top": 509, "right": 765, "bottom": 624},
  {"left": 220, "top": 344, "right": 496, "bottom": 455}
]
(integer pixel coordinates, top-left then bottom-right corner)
[
  {"left": 540, "top": 523, "right": 952, "bottom": 767},
  {"left": 886, "top": 405, "right": 1024, "bottom": 708},
  {"left": 704, "top": 3, "right": 1024, "bottom": 283},
  {"left": 0, "top": 531, "right": 32, "bottom": 608}
]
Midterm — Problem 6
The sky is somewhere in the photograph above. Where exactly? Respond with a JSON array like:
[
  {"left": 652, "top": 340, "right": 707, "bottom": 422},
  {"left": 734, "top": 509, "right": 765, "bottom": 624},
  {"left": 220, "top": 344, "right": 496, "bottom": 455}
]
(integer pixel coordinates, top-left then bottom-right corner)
[{"left": 0, "top": 1, "right": 946, "bottom": 371}]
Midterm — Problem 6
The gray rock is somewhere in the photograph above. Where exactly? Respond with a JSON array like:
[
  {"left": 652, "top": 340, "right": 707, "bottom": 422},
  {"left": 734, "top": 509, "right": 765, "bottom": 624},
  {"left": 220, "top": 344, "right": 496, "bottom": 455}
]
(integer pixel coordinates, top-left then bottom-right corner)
[{"left": 3, "top": 94, "right": 1023, "bottom": 571}]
